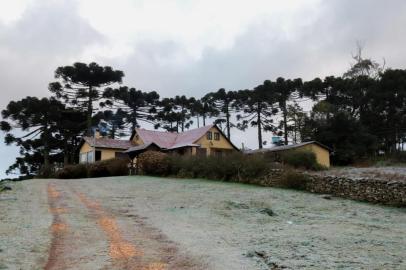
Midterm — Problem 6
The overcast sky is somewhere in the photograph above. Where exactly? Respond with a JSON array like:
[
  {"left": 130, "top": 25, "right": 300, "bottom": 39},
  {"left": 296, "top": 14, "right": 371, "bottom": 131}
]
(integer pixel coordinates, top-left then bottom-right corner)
[{"left": 1, "top": 0, "right": 406, "bottom": 178}]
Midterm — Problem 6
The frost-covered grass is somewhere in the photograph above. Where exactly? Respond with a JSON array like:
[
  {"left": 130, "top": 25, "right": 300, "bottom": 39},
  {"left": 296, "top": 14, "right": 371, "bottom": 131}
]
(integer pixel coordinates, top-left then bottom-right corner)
[
  {"left": 2, "top": 176, "right": 405, "bottom": 269},
  {"left": 87, "top": 176, "right": 406, "bottom": 269}
]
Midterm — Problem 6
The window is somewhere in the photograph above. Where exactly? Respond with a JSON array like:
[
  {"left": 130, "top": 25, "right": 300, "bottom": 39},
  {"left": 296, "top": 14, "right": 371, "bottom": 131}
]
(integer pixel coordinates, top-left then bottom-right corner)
[
  {"left": 87, "top": 151, "right": 94, "bottom": 163},
  {"left": 115, "top": 152, "right": 127, "bottom": 159},
  {"left": 95, "top": 150, "right": 102, "bottom": 161},
  {"left": 214, "top": 132, "right": 220, "bottom": 141},
  {"left": 80, "top": 153, "right": 87, "bottom": 163},
  {"left": 206, "top": 131, "right": 212, "bottom": 140}
]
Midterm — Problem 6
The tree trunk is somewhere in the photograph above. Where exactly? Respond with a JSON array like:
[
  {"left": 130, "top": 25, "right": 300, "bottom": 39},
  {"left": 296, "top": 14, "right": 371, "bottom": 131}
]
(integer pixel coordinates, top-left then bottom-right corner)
[
  {"left": 70, "top": 138, "right": 76, "bottom": 164},
  {"left": 203, "top": 114, "right": 206, "bottom": 126},
  {"left": 42, "top": 128, "right": 50, "bottom": 169},
  {"left": 86, "top": 85, "right": 93, "bottom": 136},
  {"left": 111, "top": 125, "right": 116, "bottom": 139},
  {"left": 226, "top": 104, "right": 231, "bottom": 139},
  {"left": 132, "top": 111, "right": 138, "bottom": 132},
  {"left": 257, "top": 108, "right": 263, "bottom": 149},
  {"left": 63, "top": 138, "right": 69, "bottom": 166},
  {"left": 282, "top": 102, "right": 288, "bottom": 145}
]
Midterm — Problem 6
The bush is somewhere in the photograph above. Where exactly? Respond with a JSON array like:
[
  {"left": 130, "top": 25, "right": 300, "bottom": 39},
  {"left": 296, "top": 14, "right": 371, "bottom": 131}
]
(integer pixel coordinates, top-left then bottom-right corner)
[
  {"left": 281, "top": 150, "right": 323, "bottom": 170},
  {"left": 88, "top": 161, "right": 110, "bottom": 178},
  {"left": 164, "top": 153, "right": 274, "bottom": 182},
  {"left": 138, "top": 151, "right": 170, "bottom": 176},
  {"left": 37, "top": 165, "right": 56, "bottom": 178},
  {"left": 105, "top": 158, "right": 129, "bottom": 176},
  {"left": 55, "top": 158, "right": 129, "bottom": 179},
  {"left": 56, "top": 164, "right": 88, "bottom": 179},
  {"left": 276, "top": 170, "right": 310, "bottom": 190}
]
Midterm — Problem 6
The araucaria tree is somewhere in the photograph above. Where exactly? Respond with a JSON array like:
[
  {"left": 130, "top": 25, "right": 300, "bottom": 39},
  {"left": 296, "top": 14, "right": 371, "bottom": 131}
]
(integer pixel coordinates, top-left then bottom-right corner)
[
  {"left": 237, "top": 80, "right": 279, "bottom": 149},
  {"left": 274, "top": 77, "right": 303, "bottom": 145},
  {"left": 155, "top": 96, "right": 194, "bottom": 132},
  {"left": 286, "top": 102, "right": 306, "bottom": 144},
  {"left": 49, "top": 62, "right": 124, "bottom": 135},
  {"left": 204, "top": 88, "right": 238, "bottom": 139},
  {"left": 1, "top": 97, "right": 65, "bottom": 175},
  {"left": 102, "top": 86, "right": 160, "bottom": 131}
]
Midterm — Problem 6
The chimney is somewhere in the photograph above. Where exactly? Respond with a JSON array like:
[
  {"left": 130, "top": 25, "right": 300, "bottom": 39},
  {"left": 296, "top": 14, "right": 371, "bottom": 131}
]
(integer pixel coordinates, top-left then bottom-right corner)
[{"left": 95, "top": 130, "right": 102, "bottom": 139}]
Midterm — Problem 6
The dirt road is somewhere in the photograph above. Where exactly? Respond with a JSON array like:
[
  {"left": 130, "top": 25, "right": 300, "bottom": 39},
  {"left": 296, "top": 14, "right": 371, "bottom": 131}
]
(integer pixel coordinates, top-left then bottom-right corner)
[
  {"left": 1, "top": 176, "right": 406, "bottom": 269},
  {"left": 1, "top": 179, "right": 203, "bottom": 270}
]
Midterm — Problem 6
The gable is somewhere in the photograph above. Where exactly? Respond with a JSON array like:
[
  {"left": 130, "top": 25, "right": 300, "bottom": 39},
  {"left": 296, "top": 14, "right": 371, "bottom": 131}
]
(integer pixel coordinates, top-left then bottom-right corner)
[
  {"left": 194, "top": 126, "right": 238, "bottom": 150},
  {"left": 131, "top": 132, "right": 145, "bottom": 146},
  {"left": 80, "top": 141, "right": 93, "bottom": 153}
]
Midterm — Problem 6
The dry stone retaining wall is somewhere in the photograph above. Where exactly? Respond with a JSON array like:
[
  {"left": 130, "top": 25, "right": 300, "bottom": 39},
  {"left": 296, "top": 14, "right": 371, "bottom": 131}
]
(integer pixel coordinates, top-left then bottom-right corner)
[
  {"left": 262, "top": 169, "right": 406, "bottom": 206},
  {"left": 304, "top": 175, "right": 406, "bottom": 206}
]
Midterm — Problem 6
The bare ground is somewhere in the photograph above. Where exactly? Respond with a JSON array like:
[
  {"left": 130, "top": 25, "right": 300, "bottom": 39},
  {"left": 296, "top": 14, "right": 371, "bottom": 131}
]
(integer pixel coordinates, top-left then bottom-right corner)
[{"left": 1, "top": 176, "right": 405, "bottom": 269}]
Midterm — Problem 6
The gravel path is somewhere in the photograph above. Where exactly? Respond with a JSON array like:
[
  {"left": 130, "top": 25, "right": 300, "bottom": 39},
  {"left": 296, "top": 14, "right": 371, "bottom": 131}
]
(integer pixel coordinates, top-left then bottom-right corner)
[{"left": 1, "top": 176, "right": 405, "bottom": 269}]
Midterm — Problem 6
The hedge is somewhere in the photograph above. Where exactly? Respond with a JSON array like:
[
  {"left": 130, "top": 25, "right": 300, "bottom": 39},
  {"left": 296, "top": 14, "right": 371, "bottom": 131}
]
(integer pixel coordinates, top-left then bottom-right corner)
[{"left": 55, "top": 158, "right": 128, "bottom": 179}]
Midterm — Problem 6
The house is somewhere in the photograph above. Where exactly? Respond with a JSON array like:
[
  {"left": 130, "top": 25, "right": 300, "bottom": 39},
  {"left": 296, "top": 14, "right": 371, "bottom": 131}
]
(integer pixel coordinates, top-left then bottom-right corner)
[
  {"left": 244, "top": 141, "right": 331, "bottom": 168},
  {"left": 78, "top": 135, "right": 134, "bottom": 163},
  {"left": 125, "top": 124, "right": 238, "bottom": 158},
  {"left": 79, "top": 125, "right": 238, "bottom": 163}
]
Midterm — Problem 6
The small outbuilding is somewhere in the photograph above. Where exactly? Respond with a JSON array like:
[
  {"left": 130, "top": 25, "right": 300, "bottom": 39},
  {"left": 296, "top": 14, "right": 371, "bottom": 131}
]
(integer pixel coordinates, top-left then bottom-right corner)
[
  {"left": 244, "top": 141, "right": 331, "bottom": 168},
  {"left": 78, "top": 136, "right": 133, "bottom": 163}
]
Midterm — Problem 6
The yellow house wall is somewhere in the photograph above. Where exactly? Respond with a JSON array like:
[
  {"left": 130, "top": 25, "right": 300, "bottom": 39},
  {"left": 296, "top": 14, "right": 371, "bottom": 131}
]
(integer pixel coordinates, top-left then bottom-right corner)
[
  {"left": 80, "top": 142, "right": 92, "bottom": 153},
  {"left": 194, "top": 127, "right": 236, "bottom": 156},
  {"left": 129, "top": 127, "right": 236, "bottom": 157},
  {"left": 79, "top": 142, "right": 124, "bottom": 161},
  {"left": 100, "top": 149, "right": 120, "bottom": 160},
  {"left": 131, "top": 134, "right": 144, "bottom": 146},
  {"left": 296, "top": 144, "right": 330, "bottom": 168}
]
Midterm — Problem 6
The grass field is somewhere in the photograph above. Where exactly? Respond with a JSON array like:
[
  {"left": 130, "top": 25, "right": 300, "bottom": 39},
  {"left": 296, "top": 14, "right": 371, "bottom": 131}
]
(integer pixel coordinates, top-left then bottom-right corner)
[{"left": 1, "top": 176, "right": 405, "bottom": 269}]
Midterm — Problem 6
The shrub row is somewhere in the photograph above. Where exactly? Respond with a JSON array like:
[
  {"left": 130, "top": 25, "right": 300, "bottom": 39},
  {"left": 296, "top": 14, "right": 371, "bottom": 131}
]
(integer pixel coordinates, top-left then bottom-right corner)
[
  {"left": 276, "top": 169, "right": 310, "bottom": 190},
  {"left": 138, "top": 151, "right": 277, "bottom": 181},
  {"left": 137, "top": 150, "right": 315, "bottom": 190},
  {"left": 56, "top": 158, "right": 129, "bottom": 179},
  {"left": 280, "top": 150, "right": 325, "bottom": 170}
]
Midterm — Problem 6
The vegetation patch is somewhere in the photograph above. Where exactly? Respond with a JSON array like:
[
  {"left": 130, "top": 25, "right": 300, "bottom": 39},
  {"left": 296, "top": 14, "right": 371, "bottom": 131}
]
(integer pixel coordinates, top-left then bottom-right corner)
[
  {"left": 281, "top": 150, "right": 325, "bottom": 170},
  {"left": 55, "top": 158, "right": 128, "bottom": 179},
  {"left": 56, "top": 164, "right": 88, "bottom": 179},
  {"left": 138, "top": 151, "right": 170, "bottom": 176},
  {"left": 0, "top": 182, "right": 12, "bottom": 192},
  {"left": 275, "top": 169, "right": 310, "bottom": 190},
  {"left": 166, "top": 152, "right": 273, "bottom": 182}
]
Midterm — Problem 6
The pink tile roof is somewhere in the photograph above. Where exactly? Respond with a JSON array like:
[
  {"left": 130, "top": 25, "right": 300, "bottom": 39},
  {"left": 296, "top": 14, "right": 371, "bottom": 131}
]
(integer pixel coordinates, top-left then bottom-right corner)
[
  {"left": 83, "top": 137, "right": 134, "bottom": 150},
  {"left": 135, "top": 125, "right": 214, "bottom": 149}
]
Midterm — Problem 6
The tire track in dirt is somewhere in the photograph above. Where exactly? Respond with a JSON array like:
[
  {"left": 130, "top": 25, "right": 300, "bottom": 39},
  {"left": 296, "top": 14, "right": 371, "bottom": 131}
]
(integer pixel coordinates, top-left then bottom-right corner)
[
  {"left": 72, "top": 188, "right": 203, "bottom": 270},
  {"left": 45, "top": 182, "right": 113, "bottom": 269},
  {"left": 74, "top": 190, "right": 166, "bottom": 270},
  {"left": 45, "top": 183, "right": 70, "bottom": 270},
  {"left": 45, "top": 182, "right": 203, "bottom": 269}
]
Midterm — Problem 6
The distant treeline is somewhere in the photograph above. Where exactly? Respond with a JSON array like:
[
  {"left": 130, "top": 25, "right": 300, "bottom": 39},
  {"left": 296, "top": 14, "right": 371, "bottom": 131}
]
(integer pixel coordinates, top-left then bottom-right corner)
[{"left": 1, "top": 49, "right": 406, "bottom": 176}]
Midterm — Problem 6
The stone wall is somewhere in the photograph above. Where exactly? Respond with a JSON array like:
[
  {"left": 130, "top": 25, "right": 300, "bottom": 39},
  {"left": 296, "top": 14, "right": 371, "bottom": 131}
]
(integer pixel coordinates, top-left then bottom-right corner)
[
  {"left": 262, "top": 169, "right": 406, "bottom": 206},
  {"left": 304, "top": 175, "right": 406, "bottom": 206}
]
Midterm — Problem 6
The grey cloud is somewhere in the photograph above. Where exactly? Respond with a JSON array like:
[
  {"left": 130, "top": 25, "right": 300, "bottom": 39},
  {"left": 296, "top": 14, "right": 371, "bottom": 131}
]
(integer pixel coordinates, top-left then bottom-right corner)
[
  {"left": 115, "top": 0, "right": 406, "bottom": 101},
  {"left": 0, "top": 0, "right": 104, "bottom": 177},
  {"left": 0, "top": 0, "right": 104, "bottom": 109},
  {"left": 2, "top": 0, "right": 406, "bottom": 177}
]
